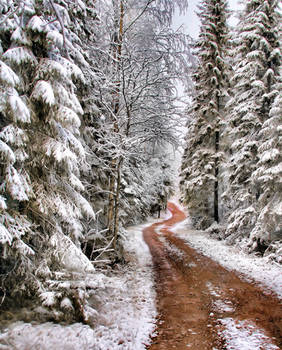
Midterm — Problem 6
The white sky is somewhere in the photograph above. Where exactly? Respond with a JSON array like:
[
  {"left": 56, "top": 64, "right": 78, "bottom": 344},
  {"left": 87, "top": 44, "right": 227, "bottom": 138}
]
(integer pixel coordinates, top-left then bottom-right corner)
[{"left": 173, "top": 0, "right": 243, "bottom": 38}]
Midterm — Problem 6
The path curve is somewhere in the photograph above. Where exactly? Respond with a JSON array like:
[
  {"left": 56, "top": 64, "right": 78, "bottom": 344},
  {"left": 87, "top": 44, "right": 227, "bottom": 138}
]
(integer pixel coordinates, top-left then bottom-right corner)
[{"left": 143, "top": 202, "right": 282, "bottom": 350}]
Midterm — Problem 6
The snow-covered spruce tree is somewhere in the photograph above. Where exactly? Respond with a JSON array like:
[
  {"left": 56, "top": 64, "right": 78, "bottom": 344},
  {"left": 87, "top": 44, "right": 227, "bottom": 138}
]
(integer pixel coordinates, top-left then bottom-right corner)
[
  {"left": 250, "top": 93, "right": 282, "bottom": 262},
  {"left": 0, "top": 0, "right": 102, "bottom": 323},
  {"left": 224, "top": 0, "right": 281, "bottom": 251},
  {"left": 180, "top": 0, "right": 230, "bottom": 229},
  {"left": 0, "top": 2, "right": 35, "bottom": 305}
]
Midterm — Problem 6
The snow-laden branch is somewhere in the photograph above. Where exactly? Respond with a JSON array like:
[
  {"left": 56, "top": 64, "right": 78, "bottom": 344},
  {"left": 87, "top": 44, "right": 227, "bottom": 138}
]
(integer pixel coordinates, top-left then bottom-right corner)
[
  {"left": 49, "top": 0, "right": 70, "bottom": 60},
  {"left": 0, "top": 1, "right": 23, "bottom": 26}
]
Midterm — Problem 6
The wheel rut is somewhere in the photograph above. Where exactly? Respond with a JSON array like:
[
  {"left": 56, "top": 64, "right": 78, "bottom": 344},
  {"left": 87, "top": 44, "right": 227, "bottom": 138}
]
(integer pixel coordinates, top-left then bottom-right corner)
[{"left": 143, "top": 202, "right": 282, "bottom": 350}]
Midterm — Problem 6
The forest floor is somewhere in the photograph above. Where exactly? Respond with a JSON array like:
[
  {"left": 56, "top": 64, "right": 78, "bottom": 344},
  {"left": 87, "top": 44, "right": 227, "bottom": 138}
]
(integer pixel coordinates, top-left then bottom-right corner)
[
  {"left": 0, "top": 202, "right": 281, "bottom": 349},
  {"left": 144, "top": 201, "right": 282, "bottom": 350}
]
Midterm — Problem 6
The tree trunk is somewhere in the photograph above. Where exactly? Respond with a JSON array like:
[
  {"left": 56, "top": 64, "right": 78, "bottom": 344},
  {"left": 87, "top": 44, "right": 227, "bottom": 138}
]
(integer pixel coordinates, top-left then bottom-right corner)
[
  {"left": 214, "top": 129, "right": 219, "bottom": 222},
  {"left": 107, "top": 0, "right": 124, "bottom": 245},
  {"left": 107, "top": 163, "right": 116, "bottom": 232},
  {"left": 113, "top": 157, "right": 123, "bottom": 250}
]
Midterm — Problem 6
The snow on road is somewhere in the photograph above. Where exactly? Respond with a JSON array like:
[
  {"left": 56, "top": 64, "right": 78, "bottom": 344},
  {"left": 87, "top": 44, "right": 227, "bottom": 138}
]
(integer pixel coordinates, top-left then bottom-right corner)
[
  {"left": 217, "top": 318, "right": 280, "bottom": 350},
  {"left": 151, "top": 201, "right": 281, "bottom": 350}
]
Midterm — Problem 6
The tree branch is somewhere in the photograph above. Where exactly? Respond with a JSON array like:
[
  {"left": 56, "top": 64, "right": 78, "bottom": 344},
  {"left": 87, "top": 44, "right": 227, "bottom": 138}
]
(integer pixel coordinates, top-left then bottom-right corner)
[
  {"left": 49, "top": 0, "right": 70, "bottom": 60},
  {"left": 0, "top": 2, "right": 23, "bottom": 26},
  {"left": 124, "top": 0, "right": 156, "bottom": 34}
]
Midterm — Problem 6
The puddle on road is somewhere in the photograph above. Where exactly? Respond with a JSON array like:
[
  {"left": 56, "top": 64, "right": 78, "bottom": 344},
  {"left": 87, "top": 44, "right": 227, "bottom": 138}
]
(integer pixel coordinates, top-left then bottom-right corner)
[{"left": 143, "top": 202, "right": 282, "bottom": 350}]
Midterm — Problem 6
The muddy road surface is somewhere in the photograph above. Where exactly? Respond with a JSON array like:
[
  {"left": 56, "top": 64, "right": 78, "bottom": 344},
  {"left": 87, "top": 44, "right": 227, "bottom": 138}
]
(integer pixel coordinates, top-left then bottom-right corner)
[{"left": 143, "top": 202, "right": 282, "bottom": 350}]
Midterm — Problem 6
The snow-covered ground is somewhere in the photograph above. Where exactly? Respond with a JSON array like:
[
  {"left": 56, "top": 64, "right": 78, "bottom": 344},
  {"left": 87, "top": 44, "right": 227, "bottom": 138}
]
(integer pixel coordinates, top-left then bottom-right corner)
[
  {"left": 1, "top": 203, "right": 281, "bottom": 350},
  {"left": 170, "top": 202, "right": 282, "bottom": 300},
  {"left": 0, "top": 219, "right": 159, "bottom": 350}
]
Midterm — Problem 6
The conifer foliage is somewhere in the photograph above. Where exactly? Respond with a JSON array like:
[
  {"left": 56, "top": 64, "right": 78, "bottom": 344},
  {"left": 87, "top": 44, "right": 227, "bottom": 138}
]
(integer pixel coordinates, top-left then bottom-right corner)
[
  {"left": 224, "top": 0, "right": 281, "bottom": 252},
  {"left": 180, "top": 0, "right": 230, "bottom": 229},
  {"left": 180, "top": 0, "right": 281, "bottom": 262},
  {"left": 0, "top": 0, "right": 99, "bottom": 322}
]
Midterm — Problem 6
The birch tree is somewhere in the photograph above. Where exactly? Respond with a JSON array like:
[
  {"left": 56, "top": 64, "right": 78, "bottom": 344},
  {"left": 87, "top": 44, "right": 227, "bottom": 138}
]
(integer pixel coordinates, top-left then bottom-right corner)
[{"left": 87, "top": 0, "right": 191, "bottom": 253}]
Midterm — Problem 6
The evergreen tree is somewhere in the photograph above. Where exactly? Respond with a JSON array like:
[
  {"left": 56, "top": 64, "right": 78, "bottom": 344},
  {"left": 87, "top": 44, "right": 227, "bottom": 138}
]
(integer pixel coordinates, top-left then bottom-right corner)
[
  {"left": 180, "top": 0, "right": 230, "bottom": 229},
  {"left": 0, "top": 12, "right": 35, "bottom": 300},
  {"left": 0, "top": 0, "right": 97, "bottom": 321},
  {"left": 250, "top": 88, "right": 282, "bottom": 254},
  {"left": 224, "top": 0, "right": 281, "bottom": 248}
]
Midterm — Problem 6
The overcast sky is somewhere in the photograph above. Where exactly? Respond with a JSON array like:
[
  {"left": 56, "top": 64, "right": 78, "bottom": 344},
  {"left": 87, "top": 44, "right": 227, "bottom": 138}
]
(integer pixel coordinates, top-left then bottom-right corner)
[{"left": 173, "top": 0, "right": 243, "bottom": 38}]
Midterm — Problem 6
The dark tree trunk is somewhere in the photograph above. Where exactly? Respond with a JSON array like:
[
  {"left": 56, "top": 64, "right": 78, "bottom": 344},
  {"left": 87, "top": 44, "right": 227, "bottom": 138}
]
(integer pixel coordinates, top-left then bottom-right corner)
[{"left": 214, "top": 130, "right": 219, "bottom": 222}]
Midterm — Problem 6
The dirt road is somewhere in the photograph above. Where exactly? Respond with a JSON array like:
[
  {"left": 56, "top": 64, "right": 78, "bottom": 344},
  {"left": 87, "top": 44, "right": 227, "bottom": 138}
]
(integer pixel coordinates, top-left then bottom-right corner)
[{"left": 143, "top": 202, "right": 282, "bottom": 350}]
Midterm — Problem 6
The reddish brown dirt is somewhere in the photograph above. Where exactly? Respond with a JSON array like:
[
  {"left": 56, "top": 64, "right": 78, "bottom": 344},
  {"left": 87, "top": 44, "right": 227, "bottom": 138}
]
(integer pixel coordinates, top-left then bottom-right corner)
[{"left": 143, "top": 202, "right": 282, "bottom": 350}]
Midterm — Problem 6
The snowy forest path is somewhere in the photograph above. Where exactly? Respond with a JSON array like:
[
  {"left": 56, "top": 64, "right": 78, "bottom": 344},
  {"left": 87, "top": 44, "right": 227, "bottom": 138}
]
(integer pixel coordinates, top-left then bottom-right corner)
[{"left": 143, "top": 202, "right": 282, "bottom": 350}]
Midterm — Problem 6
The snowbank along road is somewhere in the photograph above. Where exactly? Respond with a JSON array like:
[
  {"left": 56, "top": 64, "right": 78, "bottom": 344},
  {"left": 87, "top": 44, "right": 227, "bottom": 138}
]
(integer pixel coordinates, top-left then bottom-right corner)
[{"left": 143, "top": 202, "right": 282, "bottom": 350}]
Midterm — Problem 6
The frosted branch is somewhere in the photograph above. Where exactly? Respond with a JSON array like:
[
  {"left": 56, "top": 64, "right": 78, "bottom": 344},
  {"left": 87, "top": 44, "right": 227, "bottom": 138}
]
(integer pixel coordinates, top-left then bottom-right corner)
[
  {"left": 124, "top": 0, "right": 156, "bottom": 34},
  {"left": 49, "top": 0, "right": 70, "bottom": 60},
  {"left": 0, "top": 1, "right": 23, "bottom": 26},
  {"left": 94, "top": 237, "right": 115, "bottom": 260}
]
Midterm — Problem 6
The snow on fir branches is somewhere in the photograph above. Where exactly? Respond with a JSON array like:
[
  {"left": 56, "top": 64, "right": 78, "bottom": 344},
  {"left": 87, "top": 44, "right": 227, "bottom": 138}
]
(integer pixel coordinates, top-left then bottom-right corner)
[
  {"left": 180, "top": 0, "right": 231, "bottom": 229},
  {"left": 180, "top": 0, "right": 281, "bottom": 262},
  {"left": 224, "top": 0, "right": 281, "bottom": 252}
]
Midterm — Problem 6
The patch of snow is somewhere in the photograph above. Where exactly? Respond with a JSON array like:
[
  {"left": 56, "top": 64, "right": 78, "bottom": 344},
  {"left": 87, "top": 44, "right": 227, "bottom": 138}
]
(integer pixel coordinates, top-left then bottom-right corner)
[
  {"left": 206, "top": 282, "right": 235, "bottom": 312},
  {"left": 206, "top": 282, "right": 221, "bottom": 298},
  {"left": 3, "top": 47, "right": 37, "bottom": 65},
  {"left": 0, "top": 61, "right": 20, "bottom": 87},
  {"left": 7, "top": 165, "right": 29, "bottom": 201},
  {"left": 159, "top": 236, "right": 185, "bottom": 260},
  {"left": 163, "top": 209, "right": 173, "bottom": 220},
  {"left": 217, "top": 318, "right": 279, "bottom": 350},
  {"left": 28, "top": 16, "right": 47, "bottom": 32},
  {"left": 213, "top": 300, "right": 235, "bottom": 313},
  {"left": 57, "top": 106, "right": 81, "bottom": 128},
  {"left": 0, "top": 140, "right": 15, "bottom": 163},
  {"left": 40, "top": 291, "right": 57, "bottom": 307},
  {"left": 0, "top": 195, "right": 7, "bottom": 210},
  {"left": 31, "top": 80, "right": 55, "bottom": 106},
  {"left": 50, "top": 231, "right": 95, "bottom": 273},
  {"left": 9, "top": 94, "right": 30, "bottom": 123},
  {"left": 0, "top": 222, "right": 12, "bottom": 245},
  {"left": 0, "top": 323, "right": 96, "bottom": 350},
  {"left": 46, "top": 30, "right": 64, "bottom": 48},
  {"left": 120, "top": 223, "right": 157, "bottom": 348},
  {"left": 155, "top": 224, "right": 165, "bottom": 235},
  {"left": 11, "top": 27, "right": 31, "bottom": 46}
]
